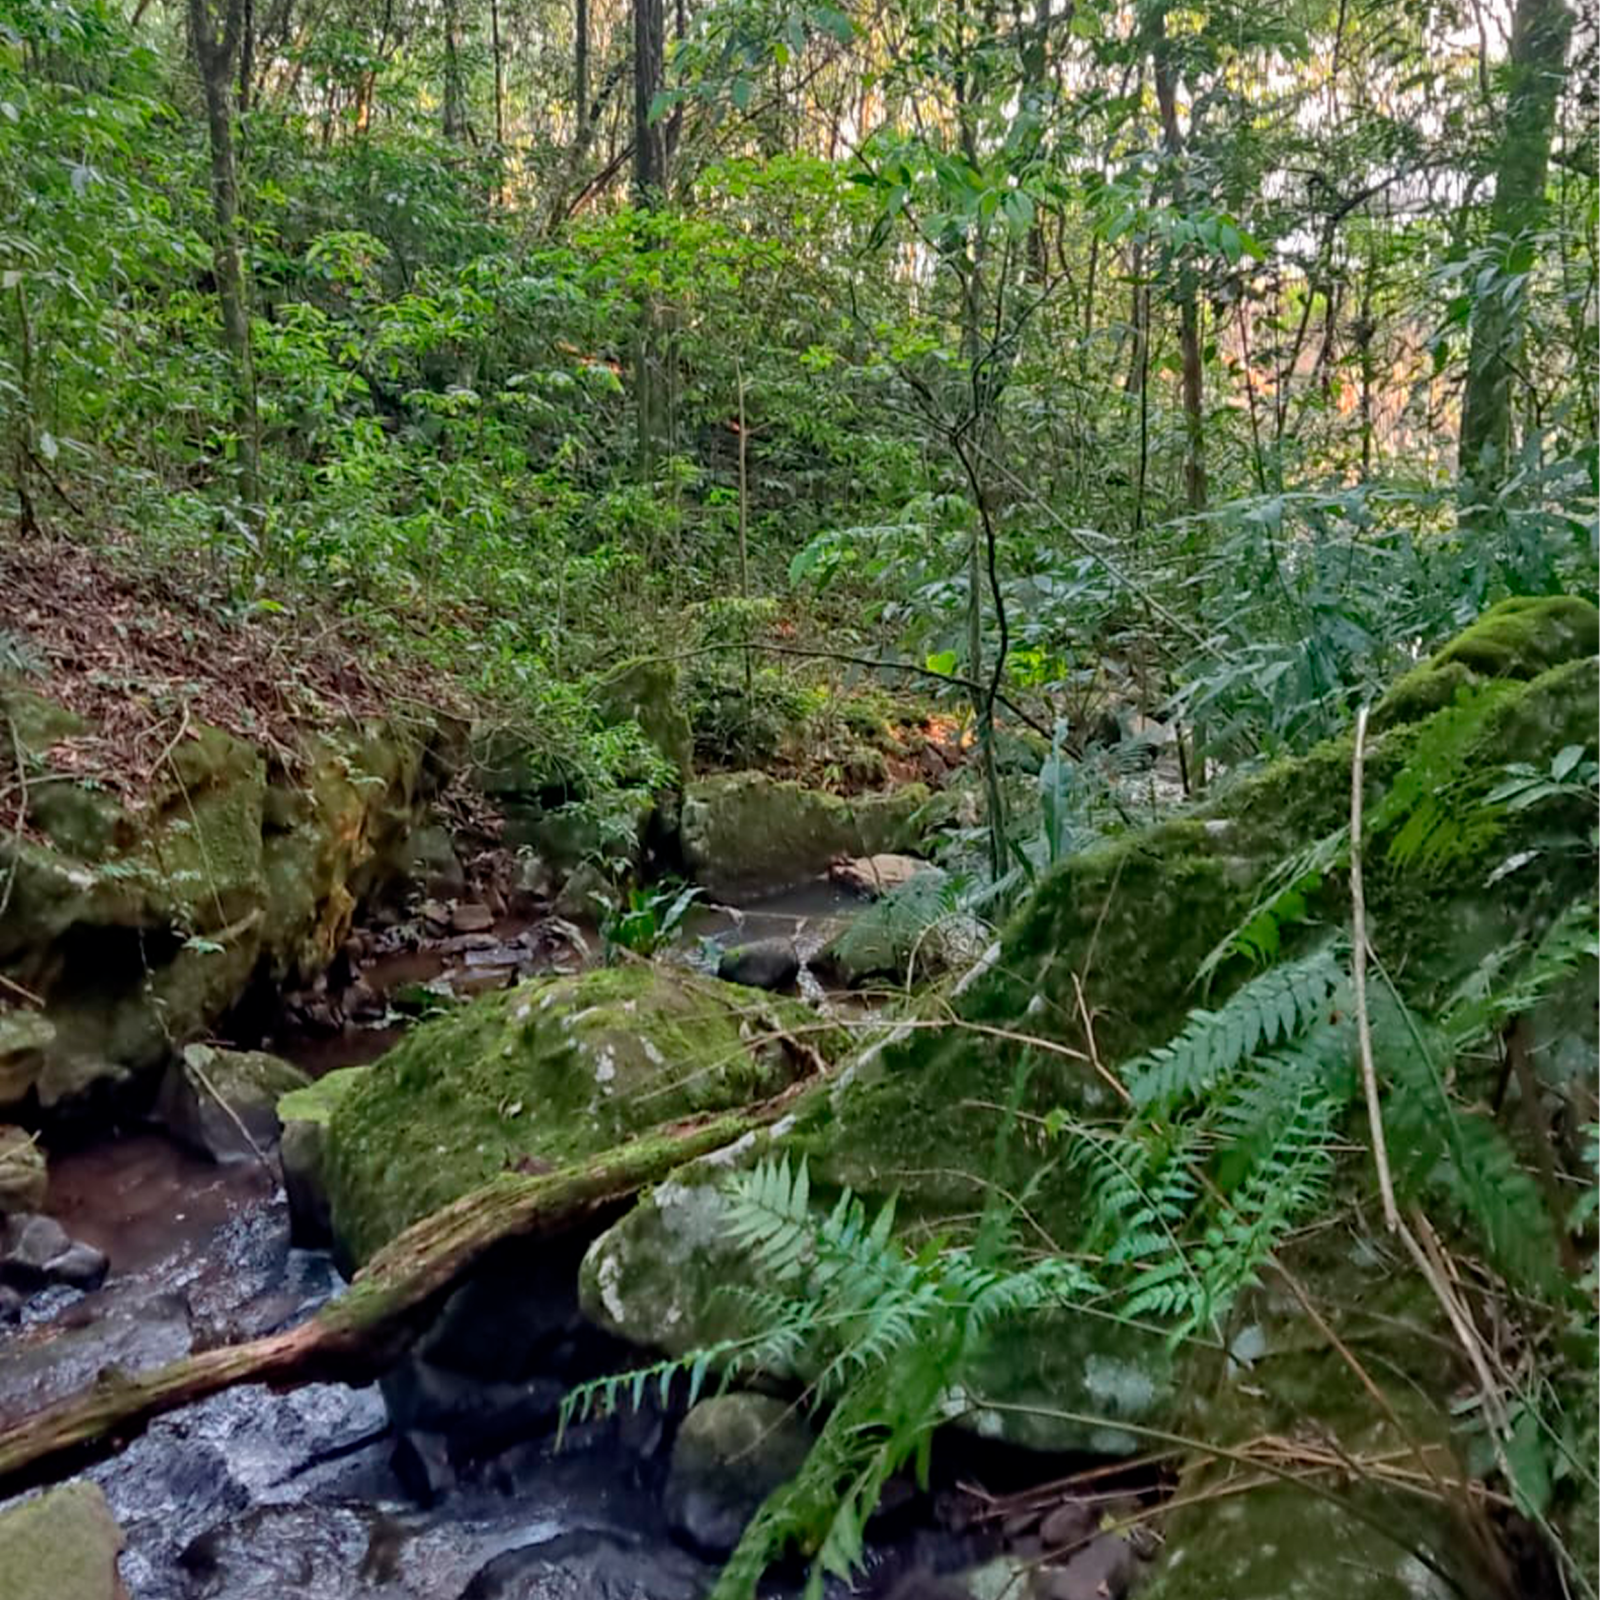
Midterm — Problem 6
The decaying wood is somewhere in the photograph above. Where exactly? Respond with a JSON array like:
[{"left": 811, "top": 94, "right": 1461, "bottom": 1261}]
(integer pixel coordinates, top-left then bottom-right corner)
[{"left": 0, "top": 1107, "right": 772, "bottom": 1495}]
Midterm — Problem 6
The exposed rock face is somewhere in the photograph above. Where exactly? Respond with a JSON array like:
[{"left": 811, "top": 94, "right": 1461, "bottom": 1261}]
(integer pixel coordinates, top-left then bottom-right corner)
[
  {"left": 0, "top": 686, "right": 450, "bottom": 1114},
  {"left": 0, "top": 1124, "right": 46, "bottom": 1213},
  {"left": 663, "top": 1393, "right": 814, "bottom": 1556},
  {"left": 580, "top": 597, "right": 1599, "bottom": 1467},
  {"left": 0, "top": 1481, "right": 128, "bottom": 1600},
  {"left": 681, "top": 773, "right": 930, "bottom": 901},
  {"left": 321, "top": 964, "right": 839, "bottom": 1266},
  {"left": 156, "top": 1044, "right": 310, "bottom": 1163}
]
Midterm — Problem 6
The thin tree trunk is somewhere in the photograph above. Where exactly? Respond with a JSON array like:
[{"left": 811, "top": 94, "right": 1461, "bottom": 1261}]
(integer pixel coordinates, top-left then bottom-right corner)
[
  {"left": 189, "top": 0, "right": 264, "bottom": 543},
  {"left": 443, "top": 0, "right": 468, "bottom": 141},
  {"left": 632, "top": 0, "right": 667, "bottom": 470},
  {"left": 1458, "top": 0, "right": 1572, "bottom": 522},
  {"left": 490, "top": 0, "right": 505, "bottom": 146},
  {"left": 575, "top": 0, "right": 589, "bottom": 142},
  {"left": 1152, "top": 26, "right": 1206, "bottom": 513}
]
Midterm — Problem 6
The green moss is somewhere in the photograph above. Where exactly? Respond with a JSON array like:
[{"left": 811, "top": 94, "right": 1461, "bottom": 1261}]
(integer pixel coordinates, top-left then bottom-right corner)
[
  {"left": 324, "top": 965, "right": 837, "bottom": 1264},
  {"left": 680, "top": 773, "right": 931, "bottom": 899},
  {"left": 1374, "top": 594, "right": 1599, "bottom": 730},
  {"left": 279, "top": 1063, "right": 369, "bottom": 1127}
]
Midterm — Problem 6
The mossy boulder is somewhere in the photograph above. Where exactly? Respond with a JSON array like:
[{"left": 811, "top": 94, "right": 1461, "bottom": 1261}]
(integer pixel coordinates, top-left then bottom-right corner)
[
  {"left": 155, "top": 1043, "right": 309, "bottom": 1162},
  {"left": 1374, "top": 593, "right": 1599, "bottom": 730},
  {"left": 0, "top": 686, "right": 444, "bottom": 1113},
  {"left": 580, "top": 597, "right": 1598, "bottom": 1452},
  {"left": 597, "top": 659, "right": 694, "bottom": 780},
  {"left": 322, "top": 965, "right": 838, "bottom": 1266},
  {"left": 0, "top": 1480, "right": 126, "bottom": 1600},
  {"left": 681, "top": 773, "right": 930, "bottom": 901},
  {"left": 1140, "top": 1232, "right": 1488, "bottom": 1600},
  {"left": 0, "top": 1125, "right": 46, "bottom": 1214}
]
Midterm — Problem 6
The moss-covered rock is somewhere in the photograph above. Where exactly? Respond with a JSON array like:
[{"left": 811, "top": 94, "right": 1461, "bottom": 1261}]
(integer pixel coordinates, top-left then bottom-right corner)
[
  {"left": 580, "top": 598, "right": 1598, "bottom": 1453},
  {"left": 1374, "top": 593, "right": 1599, "bottom": 730},
  {"left": 155, "top": 1043, "right": 309, "bottom": 1162},
  {"left": 0, "top": 1125, "right": 46, "bottom": 1214},
  {"left": 278, "top": 1064, "right": 369, "bottom": 1247},
  {"left": 0, "top": 1480, "right": 126, "bottom": 1600},
  {"left": 680, "top": 773, "right": 930, "bottom": 900},
  {"left": 323, "top": 965, "right": 837, "bottom": 1266},
  {"left": 597, "top": 659, "right": 695, "bottom": 780},
  {"left": 0, "top": 685, "right": 444, "bottom": 1113},
  {"left": 1140, "top": 1232, "right": 1490, "bottom": 1600}
]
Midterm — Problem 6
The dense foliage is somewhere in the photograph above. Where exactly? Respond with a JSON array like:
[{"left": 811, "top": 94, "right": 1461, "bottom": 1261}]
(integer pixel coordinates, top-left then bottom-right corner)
[{"left": 3, "top": 0, "right": 1596, "bottom": 1590}]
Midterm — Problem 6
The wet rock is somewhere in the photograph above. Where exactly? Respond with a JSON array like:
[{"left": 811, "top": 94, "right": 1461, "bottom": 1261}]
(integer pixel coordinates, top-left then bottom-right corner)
[
  {"left": 0, "top": 1480, "right": 127, "bottom": 1600},
  {"left": 663, "top": 1393, "right": 814, "bottom": 1556},
  {"left": 157, "top": 1044, "right": 310, "bottom": 1163},
  {"left": 457, "top": 1529, "right": 709, "bottom": 1600},
  {"left": 0, "top": 1284, "right": 21, "bottom": 1322},
  {"left": 1, "top": 1211, "right": 109, "bottom": 1294},
  {"left": 381, "top": 1354, "right": 566, "bottom": 1460},
  {"left": 393, "top": 1428, "right": 457, "bottom": 1506},
  {"left": 681, "top": 773, "right": 930, "bottom": 900},
  {"left": 2, "top": 1210, "right": 70, "bottom": 1274},
  {"left": 47, "top": 1238, "right": 111, "bottom": 1290},
  {"left": 450, "top": 903, "right": 496, "bottom": 934},
  {"left": 0, "top": 1123, "right": 47, "bottom": 1213},
  {"left": 717, "top": 937, "right": 800, "bottom": 992}
]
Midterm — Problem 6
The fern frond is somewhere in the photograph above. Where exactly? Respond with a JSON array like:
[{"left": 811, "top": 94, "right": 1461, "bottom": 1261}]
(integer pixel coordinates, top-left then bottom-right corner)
[
  {"left": 1375, "top": 990, "right": 1563, "bottom": 1297},
  {"left": 1441, "top": 899, "right": 1599, "bottom": 1051},
  {"left": 1126, "top": 944, "right": 1346, "bottom": 1111}
]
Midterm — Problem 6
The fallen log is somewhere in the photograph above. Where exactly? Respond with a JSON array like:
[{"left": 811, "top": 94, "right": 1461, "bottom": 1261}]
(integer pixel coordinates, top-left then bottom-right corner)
[{"left": 0, "top": 1106, "right": 772, "bottom": 1496}]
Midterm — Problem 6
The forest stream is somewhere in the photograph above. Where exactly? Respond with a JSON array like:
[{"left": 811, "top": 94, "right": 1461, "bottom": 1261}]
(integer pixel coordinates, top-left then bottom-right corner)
[{"left": 0, "top": 872, "right": 1059, "bottom": 1600}]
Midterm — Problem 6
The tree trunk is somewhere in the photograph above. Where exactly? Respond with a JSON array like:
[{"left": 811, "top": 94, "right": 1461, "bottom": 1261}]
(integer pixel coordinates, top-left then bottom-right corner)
[
  {"left": 0, "top": 1109, "right": 779, "bottom": 1497},
  {"left": 443, "top": 0, "right": 468, "bottom": 142},
  {"left": 1458, "top": 0, "right": 1572, "bottom": 521},
  {"left": 490, "top": 0, "right": 505, "bottom": 146},
  {"left": 1152, "top": 27, "right": 1206, "bottom": 513},
  {"left": 575, "top": 0, "right": 589, "bottom": 142},
  {"left": 632, "top": 0, "right": 668, "bottom": 469},
  {"left": 189, "top": 0, "right": 263, "bottom": 542}
]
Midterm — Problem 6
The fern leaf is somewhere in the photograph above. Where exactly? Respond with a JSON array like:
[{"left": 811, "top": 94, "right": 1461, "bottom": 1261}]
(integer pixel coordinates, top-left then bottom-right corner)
[{"left": 1126, "top": 944, "right": 1345, "bottom": 1111}]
